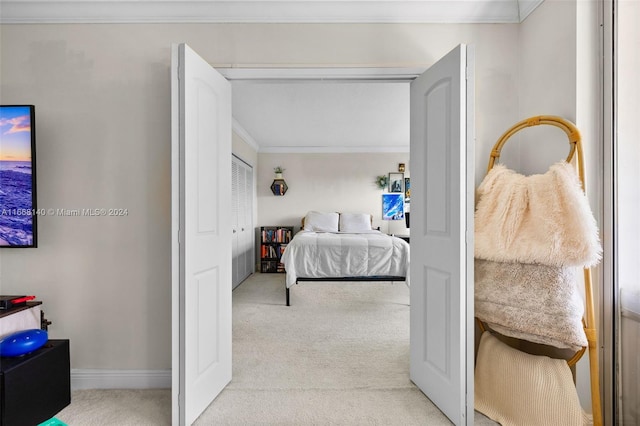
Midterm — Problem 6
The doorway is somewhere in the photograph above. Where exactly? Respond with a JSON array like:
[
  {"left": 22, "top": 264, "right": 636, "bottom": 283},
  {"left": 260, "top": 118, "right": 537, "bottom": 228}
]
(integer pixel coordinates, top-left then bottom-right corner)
[{"left": 172, "top": 43, "right": 474, "bottom": 425}]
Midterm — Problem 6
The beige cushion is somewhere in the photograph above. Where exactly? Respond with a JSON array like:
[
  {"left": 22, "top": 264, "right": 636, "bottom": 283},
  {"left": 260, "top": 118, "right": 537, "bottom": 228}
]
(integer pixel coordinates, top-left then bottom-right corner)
[
  {"left": 475, "top": 332, "right": 588, "bottom": 426},
  {"left": 474, "top": 258, "right": 587, "bottom": 350}
]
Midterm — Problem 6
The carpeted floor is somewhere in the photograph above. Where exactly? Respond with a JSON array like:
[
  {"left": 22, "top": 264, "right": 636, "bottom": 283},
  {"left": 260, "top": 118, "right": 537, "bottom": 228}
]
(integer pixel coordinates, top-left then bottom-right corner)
[{"left": 56, "top": 273, "right": 496, "bottom": 425}]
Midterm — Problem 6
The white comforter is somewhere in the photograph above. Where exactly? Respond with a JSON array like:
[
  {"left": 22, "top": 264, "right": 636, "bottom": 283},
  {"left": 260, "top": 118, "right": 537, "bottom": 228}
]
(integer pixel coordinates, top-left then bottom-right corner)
[{"left": 280, "top": 230, "right": 410, "bottom": 288}]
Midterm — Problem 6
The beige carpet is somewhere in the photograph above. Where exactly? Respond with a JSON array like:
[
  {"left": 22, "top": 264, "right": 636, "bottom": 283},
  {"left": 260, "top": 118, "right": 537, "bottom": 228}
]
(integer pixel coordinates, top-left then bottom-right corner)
[{"left": 57, "top": 273, "right": 496, "bottom": 425}]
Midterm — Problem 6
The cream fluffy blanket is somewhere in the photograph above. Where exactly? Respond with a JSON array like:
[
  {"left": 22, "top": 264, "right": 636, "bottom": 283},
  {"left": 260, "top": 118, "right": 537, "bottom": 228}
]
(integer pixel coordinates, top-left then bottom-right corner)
[
  {"left": 475, "top": 259, "right": 587, "bottom": 350},
  {"left": 475, "top": 162, "right": 601, "bottom": 267}
]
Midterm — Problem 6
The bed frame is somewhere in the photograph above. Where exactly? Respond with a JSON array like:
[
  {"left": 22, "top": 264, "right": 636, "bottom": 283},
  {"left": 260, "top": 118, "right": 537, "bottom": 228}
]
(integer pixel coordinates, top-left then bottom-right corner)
[{"left": 285, "top": 276, "right": 406, "bottom": 306}]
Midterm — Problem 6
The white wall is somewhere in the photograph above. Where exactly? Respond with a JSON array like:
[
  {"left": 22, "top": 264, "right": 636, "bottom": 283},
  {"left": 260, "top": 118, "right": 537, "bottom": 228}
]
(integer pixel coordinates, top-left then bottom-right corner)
[
  {"left": 257, "top": 152, "right": 409, "bottom": 234},
  {"left": 0, "top": 23, "right": 521, "bottom": 375},
  {"left": 516, "top": 0, "right": 578, "bottom": 175},
  {"left": 232, "top": 131, "right": 258, "bottom": 169},
  {"left": 517, "top": 0, "right": 602, "bottom": 413}
]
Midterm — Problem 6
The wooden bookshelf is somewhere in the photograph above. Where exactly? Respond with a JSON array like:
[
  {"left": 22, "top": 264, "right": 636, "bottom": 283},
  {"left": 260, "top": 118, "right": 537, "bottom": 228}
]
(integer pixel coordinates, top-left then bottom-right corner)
[{"left": 260, "top": 226, "right": 293, "bottom": 273}]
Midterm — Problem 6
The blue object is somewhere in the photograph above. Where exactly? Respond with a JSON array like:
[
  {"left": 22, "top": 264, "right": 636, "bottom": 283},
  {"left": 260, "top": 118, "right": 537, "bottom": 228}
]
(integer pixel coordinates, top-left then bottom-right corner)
[
  {"left": 38, "top": 417, "right": 68, "bottom": 426},
  {"left": 0, "top": 329, "right": 48, "bottom": 357}
]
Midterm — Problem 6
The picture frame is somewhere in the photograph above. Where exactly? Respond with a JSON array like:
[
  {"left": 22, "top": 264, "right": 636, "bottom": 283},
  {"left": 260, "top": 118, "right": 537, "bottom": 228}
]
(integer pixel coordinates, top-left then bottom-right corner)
[
  {"left": 0, "top": 105, "right": 37, "bottom": 247},
  {"left": 382, "top": 193, "right": 404, "bottom": 220},
  {"left": 404, "top": 177, "right": 410, "bottom": 203},
  {"left": 388, "top": 173, "right": 404, "bottom": 193}
]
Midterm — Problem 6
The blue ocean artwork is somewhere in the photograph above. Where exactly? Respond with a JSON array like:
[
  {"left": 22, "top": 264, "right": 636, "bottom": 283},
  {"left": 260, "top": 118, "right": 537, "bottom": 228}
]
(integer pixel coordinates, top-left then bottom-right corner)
[
  {"left": 0, "top": 105, "right": 35, "bottom": 246},
  {"left": 382, "top": 193, "right": 404, "bottom": 220},
  {"left": 0, "top": 163, "right": 34, "bottom": 246}
]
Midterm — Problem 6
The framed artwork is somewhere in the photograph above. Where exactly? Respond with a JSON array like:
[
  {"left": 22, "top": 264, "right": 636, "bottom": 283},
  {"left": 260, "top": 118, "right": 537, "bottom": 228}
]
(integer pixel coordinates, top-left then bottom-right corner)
[
  {"left": 0, "top": 105, "right": 37, "bottom": 247},
  {"left": 382, "top": 193, "right": 404, "bottom": 220},
  {"left": 404, "top": 177, "right": 411, "bottom": 203},
  {"left": 388, "top": 173, "right": 404, "bottom": 193}
]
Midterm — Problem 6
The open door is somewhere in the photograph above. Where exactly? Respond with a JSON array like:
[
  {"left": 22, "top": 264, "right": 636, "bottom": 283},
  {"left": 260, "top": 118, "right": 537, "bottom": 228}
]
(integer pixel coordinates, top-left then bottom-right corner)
[
  {"left": 171, "top": 43, "right": 233, "bottom": 425},
  {"left": 409, "top": 44, "right": 475, "bottom": 425}
]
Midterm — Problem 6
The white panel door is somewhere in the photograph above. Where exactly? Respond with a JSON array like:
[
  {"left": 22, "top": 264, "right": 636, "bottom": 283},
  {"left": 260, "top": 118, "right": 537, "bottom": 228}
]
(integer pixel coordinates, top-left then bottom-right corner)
[
  {"left": 171, "top": 43, "right": 232, "bottom": 426},
  {"left": 409, "top": 44, "right": 475, "bottom": 425}
]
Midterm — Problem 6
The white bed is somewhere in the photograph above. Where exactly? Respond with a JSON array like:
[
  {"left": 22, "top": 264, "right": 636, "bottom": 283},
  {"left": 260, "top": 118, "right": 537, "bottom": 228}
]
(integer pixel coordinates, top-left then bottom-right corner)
[{"left": 280, "top": 211, "right": 410, "bottom": 305}]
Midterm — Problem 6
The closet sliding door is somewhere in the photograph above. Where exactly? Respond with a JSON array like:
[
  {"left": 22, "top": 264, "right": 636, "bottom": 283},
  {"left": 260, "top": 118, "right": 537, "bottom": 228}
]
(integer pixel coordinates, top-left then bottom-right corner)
[{"left": 232, "top": 155, "right": 254, "bottom": 288}]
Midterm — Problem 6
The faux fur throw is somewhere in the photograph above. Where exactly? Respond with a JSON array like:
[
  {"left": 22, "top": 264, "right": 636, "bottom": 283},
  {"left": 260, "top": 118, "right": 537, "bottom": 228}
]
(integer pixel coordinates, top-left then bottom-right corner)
[
  {"left": 475, "top": 162, "right": 602, "bottom": 267},
  {"left": 475, "top": 258, "right": 587, "bottom": 350}
]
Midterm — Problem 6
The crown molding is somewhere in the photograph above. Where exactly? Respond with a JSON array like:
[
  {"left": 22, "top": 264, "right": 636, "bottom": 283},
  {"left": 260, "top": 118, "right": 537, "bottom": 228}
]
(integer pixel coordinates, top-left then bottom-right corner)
[
  {"left": 0, "top": 0, "right": 544, "bottom": 24},
  {"left": 259, "top": 145, "right": 410, "bottom": 154},
  {"left": 232, "top": 118, "right": 260, "bottom": 152},
  {"left": 518, "top": 0, "right": 544, "bottom": 21}
]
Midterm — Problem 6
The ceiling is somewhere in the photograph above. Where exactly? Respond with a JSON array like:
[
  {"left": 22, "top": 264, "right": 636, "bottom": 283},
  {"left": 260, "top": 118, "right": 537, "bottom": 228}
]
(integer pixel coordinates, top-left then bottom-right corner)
[
  {"left": 0, "top": 0, "right": 544, "bottom": 153},
  {"left": 230, "top": 78, "right": 411, "bottom": 153}
]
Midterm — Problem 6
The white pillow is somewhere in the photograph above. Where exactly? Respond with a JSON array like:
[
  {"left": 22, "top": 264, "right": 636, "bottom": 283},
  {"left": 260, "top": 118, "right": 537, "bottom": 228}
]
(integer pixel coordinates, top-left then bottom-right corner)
[
  {"left": 303, "top": 211, "right": 339, "bottom": 232},
  {"left": 339, "top": 213, "right": 372, "bottom": 233}
]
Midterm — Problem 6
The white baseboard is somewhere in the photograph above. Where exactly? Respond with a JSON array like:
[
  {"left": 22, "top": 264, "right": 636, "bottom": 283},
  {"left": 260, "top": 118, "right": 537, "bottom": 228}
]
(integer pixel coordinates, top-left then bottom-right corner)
[{"left": 71, "top": 369, "right": 171, "bottom": 390}]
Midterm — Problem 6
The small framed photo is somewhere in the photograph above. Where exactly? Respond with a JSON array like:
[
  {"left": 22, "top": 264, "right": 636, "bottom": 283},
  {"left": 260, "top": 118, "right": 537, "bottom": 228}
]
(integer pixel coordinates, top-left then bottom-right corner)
[
  {"left": 388, "top": 173, "right": 404, "bottom": 193},
  {"left": 404, "top": 177, "right": 411, "bottom": 203}
]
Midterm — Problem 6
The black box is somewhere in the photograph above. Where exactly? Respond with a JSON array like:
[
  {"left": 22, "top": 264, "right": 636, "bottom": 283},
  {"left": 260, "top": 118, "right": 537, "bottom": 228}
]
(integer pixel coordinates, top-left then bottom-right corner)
[
  {"left": 0, "top": 339, "right": 71, "bottom": 426},
  {"left": 0, "top": 296, "right": 28, "bottom": 310}
]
